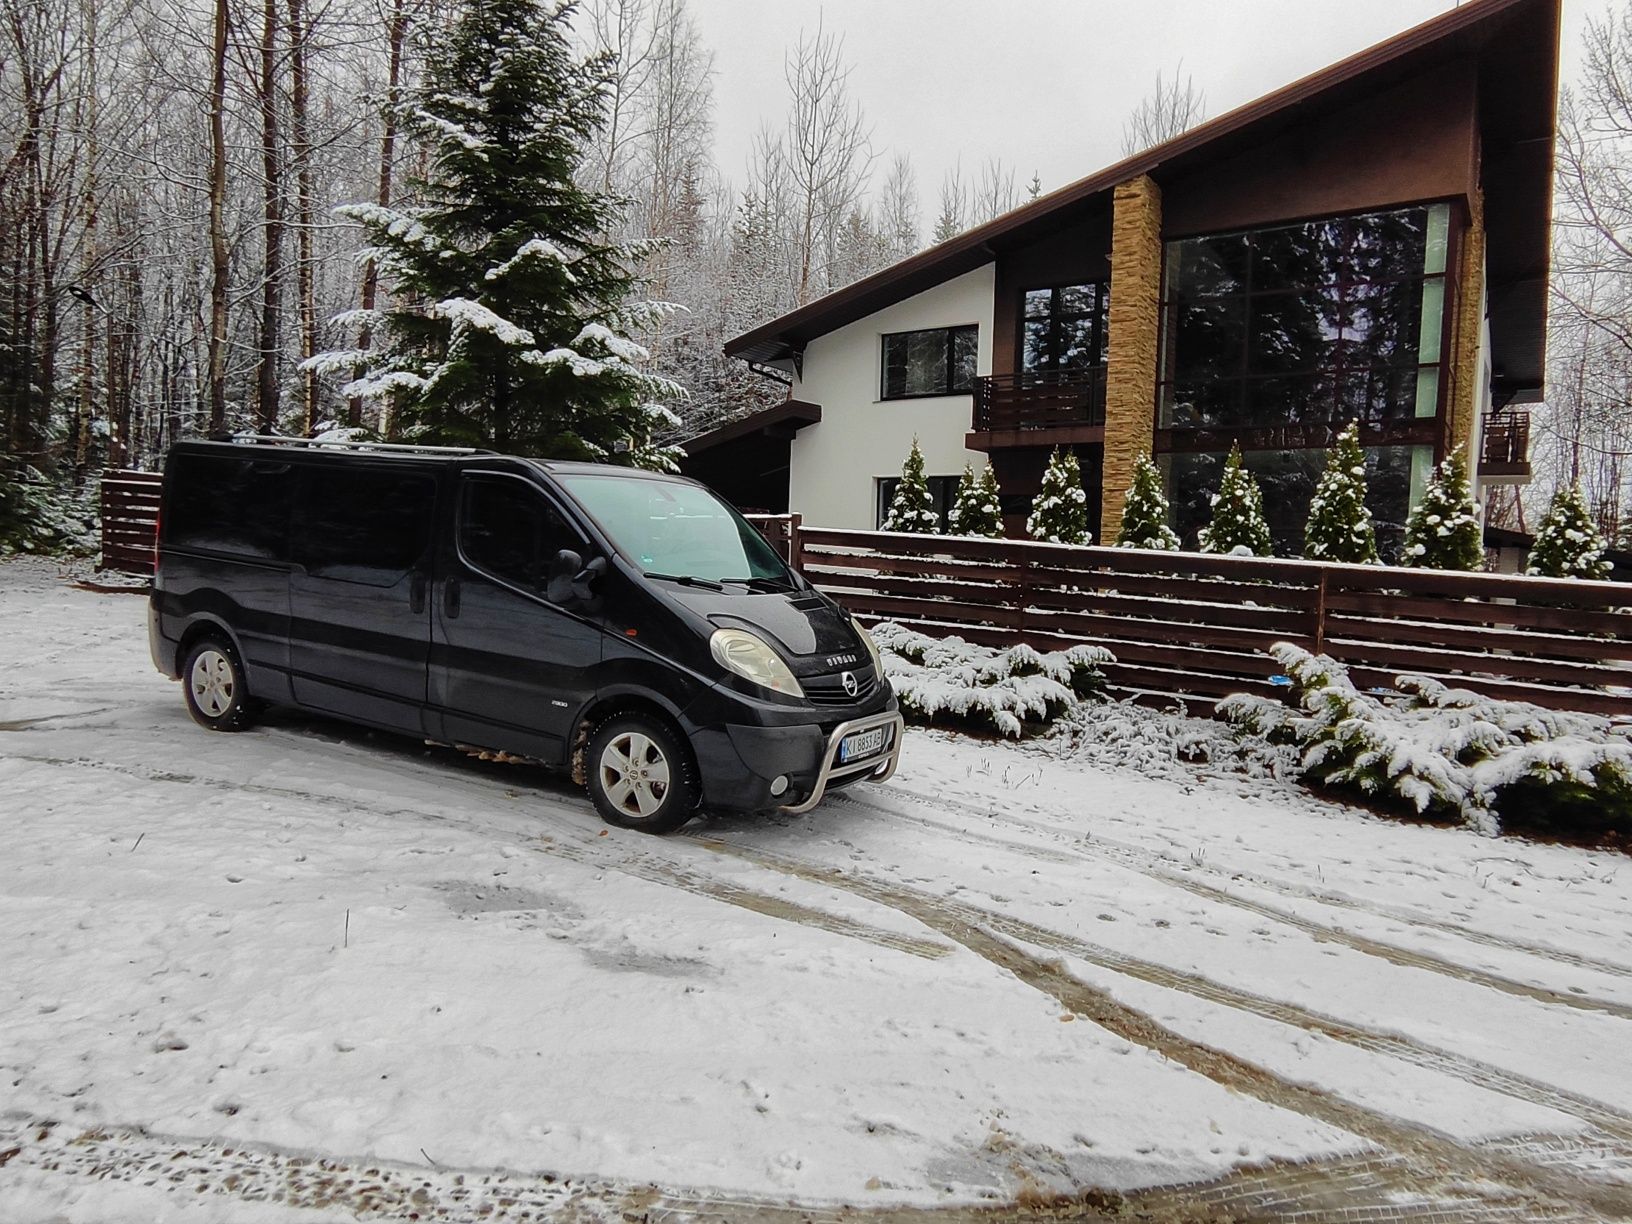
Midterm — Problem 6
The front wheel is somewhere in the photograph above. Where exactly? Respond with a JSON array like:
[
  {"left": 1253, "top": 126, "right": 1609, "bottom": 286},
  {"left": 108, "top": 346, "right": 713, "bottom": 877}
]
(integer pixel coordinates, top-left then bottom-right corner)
[
  {"left": 182, "top": 638, "right": 258, "bottom": 732},
  {"left": 585, "top": 714, "right": 700, "bottom": 834}
]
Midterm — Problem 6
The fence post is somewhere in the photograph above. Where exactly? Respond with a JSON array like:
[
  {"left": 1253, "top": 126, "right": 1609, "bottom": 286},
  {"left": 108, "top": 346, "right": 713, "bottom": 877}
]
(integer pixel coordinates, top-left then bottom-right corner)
[
  {"left": 1312, "top": 568, "right": 1328, "bottom": 654},
  {"left": 787, "top": 512, "right": 803, "bottom": 571}
]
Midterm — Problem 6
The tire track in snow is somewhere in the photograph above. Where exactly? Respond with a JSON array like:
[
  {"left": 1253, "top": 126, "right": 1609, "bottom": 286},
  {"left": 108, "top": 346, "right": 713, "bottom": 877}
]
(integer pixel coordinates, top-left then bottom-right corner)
[
  {"left": 845, "top": 782, "right": 1632, "bottom": 988},
  {"left": 689, "top": 834, "right": 1632, "bottom": 1222},
  {"left": 0, "top": 1116, "right": 1610, "bottom": 1223},
  {"left": 0, "top": 749, "right": 949, "bottom": 962}
]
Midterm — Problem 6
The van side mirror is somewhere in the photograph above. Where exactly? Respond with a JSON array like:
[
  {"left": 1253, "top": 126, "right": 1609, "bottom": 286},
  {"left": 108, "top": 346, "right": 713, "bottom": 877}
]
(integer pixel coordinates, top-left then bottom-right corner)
[{"left": 546, "top": 549, "right": 604, "bottom": 605}]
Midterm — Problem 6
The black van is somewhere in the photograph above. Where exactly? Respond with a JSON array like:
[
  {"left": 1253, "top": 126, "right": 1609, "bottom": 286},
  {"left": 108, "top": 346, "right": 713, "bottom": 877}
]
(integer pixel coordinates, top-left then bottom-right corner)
[{"left": 149, "top": 437, "right": 901, "bottom": 833}]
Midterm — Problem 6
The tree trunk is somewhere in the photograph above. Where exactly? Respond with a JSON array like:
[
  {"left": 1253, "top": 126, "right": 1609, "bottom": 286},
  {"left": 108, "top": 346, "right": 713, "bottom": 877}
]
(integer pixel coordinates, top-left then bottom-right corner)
[
  {"left": 352, "top": 0, "right": 407, "bottom": 431},
  {"left": 288, "top": 0, "right": 316, "bottom": 433},
  {"left": 207, "top": 0, "right": 230, "bottom": 434},
  {"left": 256, "top": 0, "right": 284, "bottom": 433}
]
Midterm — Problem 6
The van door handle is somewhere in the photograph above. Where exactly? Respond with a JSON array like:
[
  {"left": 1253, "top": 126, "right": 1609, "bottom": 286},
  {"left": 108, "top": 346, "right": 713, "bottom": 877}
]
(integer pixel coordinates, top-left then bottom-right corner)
[
  {"left": 443, "top": 578, "right": 461, "bottom": 619},
  {"left": 409, "top": 572, "right": 426, "bottom": 614}
]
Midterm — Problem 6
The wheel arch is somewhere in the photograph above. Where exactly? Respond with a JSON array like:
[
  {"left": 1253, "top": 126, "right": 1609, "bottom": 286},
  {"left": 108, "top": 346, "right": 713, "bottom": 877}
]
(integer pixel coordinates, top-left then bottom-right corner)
[{"left": 570, "top": 688, "right": 691, "bottom": 787}]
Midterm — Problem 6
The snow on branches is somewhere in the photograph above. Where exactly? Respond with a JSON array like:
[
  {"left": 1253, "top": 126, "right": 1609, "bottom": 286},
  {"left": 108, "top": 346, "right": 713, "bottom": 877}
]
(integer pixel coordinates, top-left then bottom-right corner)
[
  {"left": 1220, "top": 643, "right": 1632, "bottom": 836},
  {"left": 1198, "top": 443, "right": 1273, "bottom": 557},
  {"left": 1027, "top": 447, "right": 1091, "bottom": 545},
  {"left": 1304, "top": 421, "right": 1379, "bottom": 564},
  {"left": 1115, "top": 452, "right": 1180, "bottom": 550},
  {"left": 948, "top": 463, "right": 1004, "bottom": 538},
  {"left": 883, "top": 438, "right": 940, "bottom": 533},
  {"left": 871, "top": 621, "right": 1112, "bottom": 738},
  {"left": 1403, "top": 446, "right": 1483, "bottom": 570},
  {"left": 1527, "top": 484, "right": 1612, "bottom": 579}
]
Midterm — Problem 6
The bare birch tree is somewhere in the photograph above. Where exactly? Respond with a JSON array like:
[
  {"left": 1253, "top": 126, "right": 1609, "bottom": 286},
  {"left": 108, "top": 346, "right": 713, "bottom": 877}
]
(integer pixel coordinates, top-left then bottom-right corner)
[{"left": 1120, "top": 64, "right": 1206, "bottom": 157}]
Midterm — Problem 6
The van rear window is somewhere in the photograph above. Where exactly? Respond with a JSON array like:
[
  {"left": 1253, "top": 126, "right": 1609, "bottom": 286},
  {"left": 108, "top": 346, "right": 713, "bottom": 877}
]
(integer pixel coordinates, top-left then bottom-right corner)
[
  {"left": 293, "top": 467, "right": 435, "bottom": 585},
  {"left": 166, "top": 454, "right": 293, "bottom": 560}
]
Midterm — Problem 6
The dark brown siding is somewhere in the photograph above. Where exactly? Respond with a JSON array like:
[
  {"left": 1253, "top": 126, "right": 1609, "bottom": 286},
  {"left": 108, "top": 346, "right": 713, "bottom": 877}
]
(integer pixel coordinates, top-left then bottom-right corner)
[{"left": 1162, "top": 63, "right": 1480, "bottom": 239}]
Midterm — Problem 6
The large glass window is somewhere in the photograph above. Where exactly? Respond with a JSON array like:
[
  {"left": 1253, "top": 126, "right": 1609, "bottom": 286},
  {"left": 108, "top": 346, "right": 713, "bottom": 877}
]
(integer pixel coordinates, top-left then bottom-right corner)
[
  {"left": 1023, "top": 283, "right": 1108, "bottom": 373},
  {"left": 881, "top": 326, "right": 978, "bottom": 399},
  {"left": 293, "top": 466, "right": 435, "bottom": 585},
  {"left": 459, "top": 476, "right": 586, "bottom": 597},
  {"left": 555, "top": 471, "right": 788, "bottom": 584},
  {"left": 1159, "top": 204, "right": 1450, "bottom": 430},
  {"left": 167, "top": 454, "right": 293, "bottom": 561}
]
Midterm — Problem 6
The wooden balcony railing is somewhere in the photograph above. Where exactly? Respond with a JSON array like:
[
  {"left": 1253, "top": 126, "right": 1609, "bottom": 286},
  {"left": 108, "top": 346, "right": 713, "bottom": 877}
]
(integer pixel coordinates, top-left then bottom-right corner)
[
  {"left": 972, "top": 369, "right": 1107, "bottom": 434},
  {"left": 1481, "top": 410, "right": 1532, "bottom": 479}
]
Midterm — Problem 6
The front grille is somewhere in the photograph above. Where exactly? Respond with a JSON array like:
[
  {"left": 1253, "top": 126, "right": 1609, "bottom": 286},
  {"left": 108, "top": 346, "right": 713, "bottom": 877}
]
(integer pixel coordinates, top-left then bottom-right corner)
[{"left": 803, "top": 664, "right": 879, "bottom": 706}]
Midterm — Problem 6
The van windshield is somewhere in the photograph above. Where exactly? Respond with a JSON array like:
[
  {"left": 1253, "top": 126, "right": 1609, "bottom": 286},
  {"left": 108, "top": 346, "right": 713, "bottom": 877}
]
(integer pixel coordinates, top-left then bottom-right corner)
[{"left": 555, "top": 473, "right": 792, "bottom": 587}]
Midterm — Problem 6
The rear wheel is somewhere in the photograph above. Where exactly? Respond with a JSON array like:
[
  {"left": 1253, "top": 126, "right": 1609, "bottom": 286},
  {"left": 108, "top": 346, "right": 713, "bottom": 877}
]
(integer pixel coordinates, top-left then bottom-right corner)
[
  {"left": 585, "top": 713, "right": 699, "bottom": 834},
  {"left": 182, "top": 638, "right": 258, "bottom": 732}
]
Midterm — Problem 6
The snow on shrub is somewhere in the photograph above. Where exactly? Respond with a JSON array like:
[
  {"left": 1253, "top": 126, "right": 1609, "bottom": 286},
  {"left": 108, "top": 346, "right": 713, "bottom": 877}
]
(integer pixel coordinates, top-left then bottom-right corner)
[
  {"left": 871, "top": 621, "right": 1111, "bottom": 738},
  {"left": 1220, "top": 642, "right": 1632, "bottom": 836},
  {"left": 1526, "top": 484, "right": 1611, "bottom": 579}
]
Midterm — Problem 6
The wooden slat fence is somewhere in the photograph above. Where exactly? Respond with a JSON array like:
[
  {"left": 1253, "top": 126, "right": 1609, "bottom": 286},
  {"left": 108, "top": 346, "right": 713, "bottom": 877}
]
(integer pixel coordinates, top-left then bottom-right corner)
[
  {"left": 788, "top": 526, "right": 1632, "bottom": 718},
  {"left": 99, "top": 469, "right": 162, "bottom": 576}
]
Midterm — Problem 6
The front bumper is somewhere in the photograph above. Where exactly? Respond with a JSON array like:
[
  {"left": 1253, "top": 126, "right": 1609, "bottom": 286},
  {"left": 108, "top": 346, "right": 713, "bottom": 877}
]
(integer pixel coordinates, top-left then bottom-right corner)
[{"left": 778, "top": 709, "right": 903, "bottom": 814}]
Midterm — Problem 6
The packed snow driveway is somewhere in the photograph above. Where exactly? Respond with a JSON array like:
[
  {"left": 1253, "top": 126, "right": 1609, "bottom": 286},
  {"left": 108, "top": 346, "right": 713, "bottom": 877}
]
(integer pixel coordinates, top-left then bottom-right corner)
[{"left": 4, "top": 559, "right": 1632, "bottom": 1223}]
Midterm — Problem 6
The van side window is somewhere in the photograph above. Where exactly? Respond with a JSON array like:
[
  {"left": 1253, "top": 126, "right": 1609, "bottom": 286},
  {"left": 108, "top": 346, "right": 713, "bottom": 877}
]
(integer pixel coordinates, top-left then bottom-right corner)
[
  {"left": 294, "top": 467, "right": 435, "bottom": 585},
  {"left": 459, "top": 476, "right": 583, "bottom": 598},
  {"left": 168, "top": 455, "right": 292, "bottom": 561}
]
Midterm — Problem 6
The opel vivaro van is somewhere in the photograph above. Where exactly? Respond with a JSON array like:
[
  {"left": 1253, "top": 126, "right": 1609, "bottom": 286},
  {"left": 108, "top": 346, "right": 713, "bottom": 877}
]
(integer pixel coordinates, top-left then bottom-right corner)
[{"left": 149, "top": 437, "right": 901, "bottom": 833}]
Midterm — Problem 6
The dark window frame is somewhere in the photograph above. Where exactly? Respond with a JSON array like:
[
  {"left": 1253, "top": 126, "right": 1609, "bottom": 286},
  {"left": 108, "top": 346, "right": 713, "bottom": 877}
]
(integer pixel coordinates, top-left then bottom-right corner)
[
  {"left": 455, "top": 470, "right": 589, "bottom": 604},
  {"left": 1020, "top": 281, "right": 1109, "bottom": 374},
  {"left": 879, "top": 325, "right": 979, "bottom": 401},
  {"left": 1155, "top": 202, "right": 1453, "bottom": 441}
]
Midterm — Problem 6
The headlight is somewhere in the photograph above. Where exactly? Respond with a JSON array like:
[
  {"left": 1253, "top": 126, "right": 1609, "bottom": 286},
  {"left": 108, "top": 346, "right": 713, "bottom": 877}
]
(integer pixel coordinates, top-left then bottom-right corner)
[
  {"left": 852, "top": 616, "right": 884, "bottom": 675},
  {"left": 710, "top": 628, "right": 804, "bottom": 697}
]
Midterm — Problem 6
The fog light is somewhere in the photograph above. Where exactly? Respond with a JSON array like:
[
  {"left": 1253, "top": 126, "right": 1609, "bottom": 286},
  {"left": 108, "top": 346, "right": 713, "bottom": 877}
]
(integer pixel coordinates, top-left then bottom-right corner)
[{"left": 769, "top": 775, "right": 789, "bottom": 797}]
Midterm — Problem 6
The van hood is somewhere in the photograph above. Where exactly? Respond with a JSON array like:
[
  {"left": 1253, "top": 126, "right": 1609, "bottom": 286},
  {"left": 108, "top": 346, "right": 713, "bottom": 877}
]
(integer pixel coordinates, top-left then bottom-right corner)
[{"left": 664, "top": 586, "right": 861, "bottom": 667}]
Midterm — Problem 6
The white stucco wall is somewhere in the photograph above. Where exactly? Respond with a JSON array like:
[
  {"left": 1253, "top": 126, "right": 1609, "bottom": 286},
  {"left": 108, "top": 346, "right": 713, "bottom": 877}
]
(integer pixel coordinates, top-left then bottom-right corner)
[{"left": 786, "top": 264, "right": 995, "bottom": 529}]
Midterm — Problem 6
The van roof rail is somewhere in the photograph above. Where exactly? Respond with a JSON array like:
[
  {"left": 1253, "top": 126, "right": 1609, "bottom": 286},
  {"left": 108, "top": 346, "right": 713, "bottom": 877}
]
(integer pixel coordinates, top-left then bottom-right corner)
[{"left": 227, "top": 434, "right": 488, "bottom": 456}]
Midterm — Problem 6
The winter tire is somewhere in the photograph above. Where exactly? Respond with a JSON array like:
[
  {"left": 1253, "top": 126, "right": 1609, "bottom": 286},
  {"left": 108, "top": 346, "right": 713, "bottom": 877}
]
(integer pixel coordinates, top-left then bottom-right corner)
[
  {"left": 182, "top": 637, "right": 258, "bottom": 733},
  {"left": 586, "top": 713, "right": 699, "bottom": 834}
]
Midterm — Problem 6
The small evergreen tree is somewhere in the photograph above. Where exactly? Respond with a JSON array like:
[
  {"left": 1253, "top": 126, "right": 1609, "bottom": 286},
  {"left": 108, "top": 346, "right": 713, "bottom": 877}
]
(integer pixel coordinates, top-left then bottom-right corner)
[
  {"left": 883, "top": 437, "right": 940, "bottom": 533},
  {"left": 1198, "top": 443, "right": 1273, "bottom": 556},
  {"left": 1304, "top": 421, "right": 1379, "bottom": 564},
  {"left": 309, "top": 0, "right": 682, "bottom": 465},
  {"left": 1026, "top": 447, "right": 1091, "bottom": 545},
  {"left": 1403, "top": 447, "right": 1484, "bottom": 570},
  {"left": 1115, "top": 452, "right": 1180, "bottom": 550},
  {"left": 1527, "top": 484, "right": 1611, "bottom": 579},
  {"left": 948, "top": 462, "right": 1004, "bottom": 537}
]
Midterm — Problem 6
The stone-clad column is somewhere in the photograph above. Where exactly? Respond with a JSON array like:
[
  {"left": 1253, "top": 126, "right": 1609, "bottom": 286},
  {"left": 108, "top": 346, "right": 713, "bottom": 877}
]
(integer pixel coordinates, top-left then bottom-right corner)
[
  {"left": 1447, "top": 188, "right": 1485, "bottom": 460},
  {"left": 1101, "top": 174, "right": 1164, "bottom": 541}
]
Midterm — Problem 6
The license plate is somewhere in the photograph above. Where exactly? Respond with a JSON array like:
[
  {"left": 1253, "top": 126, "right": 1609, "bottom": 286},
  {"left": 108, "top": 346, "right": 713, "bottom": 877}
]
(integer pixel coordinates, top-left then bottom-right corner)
[{"left": 838, "top": 726, "right": 887, "bottom": 763}]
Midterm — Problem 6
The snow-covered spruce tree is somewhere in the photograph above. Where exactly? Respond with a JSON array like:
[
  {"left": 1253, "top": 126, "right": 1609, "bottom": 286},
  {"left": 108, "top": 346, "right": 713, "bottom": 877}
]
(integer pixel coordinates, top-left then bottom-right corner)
[
  {"left": 1197, "top": 443, "right": 1273, "bottom": 556},
  {"left": 883, "top": 437, "right": 940, "bottom": 533},
  {"left": 1527, "top": 485, "right": 1611, "bottom": 579},
  {"left": 1115, "top": 452, "right": 1180, "bottom": 550},
  {"left": 948, "top": 463, "right": 1004, "bottom": 537},
  {"left": 1402, "top": 447, "right": 1483, "bottom": 570},
  {"left": 308, "top": 0, "right": 682, "bottom": 465},
  {"left": 1303, "top": 421, "right": 1379, "bottom": 564},
  {"left": 1026, "top": 447, "right": 1091, "bottom": 545}
]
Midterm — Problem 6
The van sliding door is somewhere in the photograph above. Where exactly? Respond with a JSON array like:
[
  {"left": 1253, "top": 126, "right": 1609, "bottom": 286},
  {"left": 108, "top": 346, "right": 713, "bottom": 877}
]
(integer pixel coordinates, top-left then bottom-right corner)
[{"left": 288, "top": 464, "right": 437, "bottom": 733}]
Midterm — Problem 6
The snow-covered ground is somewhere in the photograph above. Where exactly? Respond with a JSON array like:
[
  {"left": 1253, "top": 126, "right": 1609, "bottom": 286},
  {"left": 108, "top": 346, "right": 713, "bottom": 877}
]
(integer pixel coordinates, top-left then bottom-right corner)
[{"left": 4, "top": 557, "right": 1632, "bottom": 1223}]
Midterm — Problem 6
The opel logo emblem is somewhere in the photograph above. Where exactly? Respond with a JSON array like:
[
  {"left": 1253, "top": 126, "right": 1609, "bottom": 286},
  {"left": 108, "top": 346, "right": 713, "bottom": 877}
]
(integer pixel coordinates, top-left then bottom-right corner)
[{"left": 842, "top": 670, "right": 859, "bottom": 697}]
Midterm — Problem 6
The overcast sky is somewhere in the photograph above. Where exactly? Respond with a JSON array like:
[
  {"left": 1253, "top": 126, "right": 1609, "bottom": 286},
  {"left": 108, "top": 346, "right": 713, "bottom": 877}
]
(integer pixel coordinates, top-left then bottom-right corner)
[{"left": 684, "top": 0, "right": 1597, "bottom": 217}]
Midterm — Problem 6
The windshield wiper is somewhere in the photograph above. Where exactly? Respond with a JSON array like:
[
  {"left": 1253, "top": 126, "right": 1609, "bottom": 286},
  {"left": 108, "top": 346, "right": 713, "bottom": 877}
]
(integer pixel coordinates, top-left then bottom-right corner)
[
  {"left": 719, "top": 575, "right": 794, "bottom": 591},
  {"left": 644, "top": 571, "right": 724, "bottom": 591}
]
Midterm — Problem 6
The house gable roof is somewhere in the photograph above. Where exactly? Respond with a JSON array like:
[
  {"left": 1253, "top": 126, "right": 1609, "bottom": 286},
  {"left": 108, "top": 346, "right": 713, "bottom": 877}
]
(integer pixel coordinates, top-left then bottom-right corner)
[{"left": 724, "top": 0, "right": 1558, "bottom": 401}]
